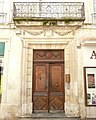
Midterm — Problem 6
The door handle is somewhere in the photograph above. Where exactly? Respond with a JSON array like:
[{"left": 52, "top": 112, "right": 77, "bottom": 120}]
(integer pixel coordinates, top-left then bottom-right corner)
[{"left": 56, "top": 83, "right": 58, "bottom": 87}]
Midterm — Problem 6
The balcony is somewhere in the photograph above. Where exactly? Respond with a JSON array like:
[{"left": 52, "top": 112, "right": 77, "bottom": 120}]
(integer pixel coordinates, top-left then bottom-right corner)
[
  {"left": 13, "top": 2, "right": 85, "bottom": 24},
  {"left": 0, "top": 13, "right": 7, "bottom": 23}
]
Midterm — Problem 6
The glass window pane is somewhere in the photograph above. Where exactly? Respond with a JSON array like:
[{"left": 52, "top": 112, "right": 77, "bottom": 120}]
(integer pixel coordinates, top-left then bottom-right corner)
[
  {"left": 0, "top": 42, "right": 5, "bottom": 56},
  {"left": 94, "top": 0, "right": 96, "bottom": 3},
  {"left": 93, "top": 1, "right": 96, "bottom": 12},
  {"left": 0, "top": 3, "right": 3, "bottom": 12}
]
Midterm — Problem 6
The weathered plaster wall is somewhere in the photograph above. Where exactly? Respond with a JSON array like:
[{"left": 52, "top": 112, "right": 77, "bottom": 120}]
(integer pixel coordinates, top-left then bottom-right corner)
[{"left": 0, "top": 27, "right": 22, "bottom": 118}]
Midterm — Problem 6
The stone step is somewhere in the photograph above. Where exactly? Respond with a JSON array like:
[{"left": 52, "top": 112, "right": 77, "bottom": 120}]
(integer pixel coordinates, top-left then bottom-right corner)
[
  {"left": 18, "top": 113, "right": 96, "bottom": 120},
  {"left": 18, "top": 118, "right": 80, "bottom": 120},
  {"left": 32, "top": 113, "right": 67, "bottom": 118},
  {"left": 18, "top": 113, "right": 80, "bottom": 120}
]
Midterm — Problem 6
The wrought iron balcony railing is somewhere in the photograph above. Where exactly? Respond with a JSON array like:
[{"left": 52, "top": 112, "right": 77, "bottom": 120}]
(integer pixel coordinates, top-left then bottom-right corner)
[
  {"left": 13, "top": 2, "right": 85, "bottom": 21},
  {"left": 0, "top": 13, "right": 7, "bottom": 23}
]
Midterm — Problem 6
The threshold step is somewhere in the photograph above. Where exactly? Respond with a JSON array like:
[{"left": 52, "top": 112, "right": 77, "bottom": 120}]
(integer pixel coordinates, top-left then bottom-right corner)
[{"left": 31, "top": 113, "right": 66, "bottom": 118}]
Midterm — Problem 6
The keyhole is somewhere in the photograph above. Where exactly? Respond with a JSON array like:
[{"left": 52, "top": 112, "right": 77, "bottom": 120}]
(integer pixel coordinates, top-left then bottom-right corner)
[{"left": 40, "top": 76, "right": 41, "bottom": 80}]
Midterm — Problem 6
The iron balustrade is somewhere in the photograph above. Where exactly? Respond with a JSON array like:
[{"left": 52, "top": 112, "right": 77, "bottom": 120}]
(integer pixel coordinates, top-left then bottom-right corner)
[{"left": 13, "top": 2, "right": 85, "bottom": 20}]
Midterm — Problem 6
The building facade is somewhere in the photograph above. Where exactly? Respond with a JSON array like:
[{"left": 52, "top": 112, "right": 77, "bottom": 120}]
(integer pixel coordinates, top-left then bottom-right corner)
[{"left": 0, "top": 0, "right": 96, "bottom": 119}]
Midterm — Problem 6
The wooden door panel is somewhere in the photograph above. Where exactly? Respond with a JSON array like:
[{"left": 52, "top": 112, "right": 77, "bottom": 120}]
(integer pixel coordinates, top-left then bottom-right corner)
[
  {"left": 50, "top": 63, "right": 64, "bottom": 93},
  {"left": 50, "top": 64, "right": 63, "bottom": 92},
  {"left": 33, "top": 63, "right": 48, "bottom": 112},
  {"left": 33, "top": 96, "right": 48, "bottom": 112},
  {"left": 49, "top": 63, "right": 64, "bottom": 111},
  {"left": 50, "top": 96, "right": 64, "bottom": 111},
  {"left": 35, "top": 65, "right": 47, "bottom": 92}
]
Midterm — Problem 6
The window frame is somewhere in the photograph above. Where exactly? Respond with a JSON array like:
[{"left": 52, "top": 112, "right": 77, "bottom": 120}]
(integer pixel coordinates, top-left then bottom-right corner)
[
  {"left": 0, "top": 42, "right": 5, "bottom": 57},
  {"left": 0, "top": 0, "right": 6, "bottom": 23},
  {"left": 84, "top": 67, "right": 96, "bottom": 106}
]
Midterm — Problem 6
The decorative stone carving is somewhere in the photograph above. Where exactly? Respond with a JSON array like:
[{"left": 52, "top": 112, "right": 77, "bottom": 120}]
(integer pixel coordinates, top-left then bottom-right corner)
[
  {"left": 53, "top": 26, "right": 80, "bottom": 36},
  {"left": 34, "top": 50, "right": 64, "bottom": 61},
  {"left": 24, "top": 26, "right": 80, "bottom": 37},
  {"left": 44, "top": 29, "right": 53, "bottom": 37},
  {"left": 25, "top": 30, "right": 43, "bottom": 36}
]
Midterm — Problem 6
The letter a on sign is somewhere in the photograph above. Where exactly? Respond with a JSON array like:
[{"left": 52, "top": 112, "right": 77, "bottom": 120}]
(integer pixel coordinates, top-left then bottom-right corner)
[{"left": 90, "top": 50, "right": 96, "bottom": 59}]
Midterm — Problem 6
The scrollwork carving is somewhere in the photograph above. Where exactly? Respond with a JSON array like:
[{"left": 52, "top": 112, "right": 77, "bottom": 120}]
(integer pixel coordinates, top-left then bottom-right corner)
[
  {"left": 25, "top": 30, "right": 43, "bottom": 36},
  {"left": 24, "top": 26, "right": 79, "bottom": 36},
  {"left": 34, "top": 50, "right": 64, "bottom": 61},
  {"left": 53, "top": 26, "right": 80, "bottom": 36}
]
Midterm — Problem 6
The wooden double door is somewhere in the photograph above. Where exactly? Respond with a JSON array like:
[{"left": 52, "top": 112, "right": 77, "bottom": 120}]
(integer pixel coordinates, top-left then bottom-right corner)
[{"left": 32, "top": 50, "right": 64, "bottom": 113}]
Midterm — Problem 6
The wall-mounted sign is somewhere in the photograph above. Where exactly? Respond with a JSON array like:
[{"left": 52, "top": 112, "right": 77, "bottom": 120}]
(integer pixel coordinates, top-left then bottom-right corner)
[
  {"left": 65, "top": 74, "right": 70, "bottom": 83},
  {"left": 90, "top": 50, "right": 96, "bottom": 59},
  {"left": 65, "top": 74, "right": 70, "bottom": 90},
  {"left": 84, "top": 67, "right": 96, "bottom": 106}
]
